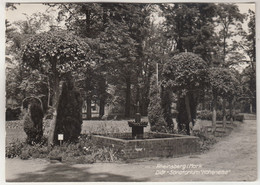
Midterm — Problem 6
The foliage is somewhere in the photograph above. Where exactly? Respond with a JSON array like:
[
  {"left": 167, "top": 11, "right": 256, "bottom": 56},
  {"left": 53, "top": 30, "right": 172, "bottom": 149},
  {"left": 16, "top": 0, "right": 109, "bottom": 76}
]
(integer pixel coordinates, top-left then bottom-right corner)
[
  {"left": 162, "top": 52, "right": 209, "bottom": 94},
  {"left": 6, "top": 134, "right": 124, "bottom": 163},
  {"left": 161, "top": 86, "right": 174, "bottom": 128},
  {"left": 162, "top": 52, "right": 208, "bottom": 134},
  {"left": 22, "top": 30, "right": 93, "bottom": 107},
  {"left": 54, "top": 75, "right": 83, "bottom": 144},
  {"left": 6, "top": 140, "right": 25, "bottom": 158},
  {"left": 215, "top": 3, "right": 246, "bottom": 68},
  {"left": 148, "top": 75, "right": 168, "bottom": 132},
  {"left": 160, "top": 3, "right": 217, "bottom": 60},
  {"left": 53, "top": 3, "right": 154, "bottom": 117},
  {"left": 209, "top": 68, "right": 241, "bottom": 100},
  {"left": 14, "top": 12, "right": 54, "bottom": 34},
  {"left": 6, "top": 107, "right": 21, "bottom": 121},
  {"left": 197, "top": 109, "right": 243, "bottom": 122},
  {"left": 22, "top": 30, "right": 92, "bottom": 75},
  {"left": 23, "top": 97, "right": 44, "bottom": 144},
  {"left": 193, "top": 130, "right": 218, "bottom": 152},
  {"left": 244, "top": 9, "right": 256, "bottom": 65}
]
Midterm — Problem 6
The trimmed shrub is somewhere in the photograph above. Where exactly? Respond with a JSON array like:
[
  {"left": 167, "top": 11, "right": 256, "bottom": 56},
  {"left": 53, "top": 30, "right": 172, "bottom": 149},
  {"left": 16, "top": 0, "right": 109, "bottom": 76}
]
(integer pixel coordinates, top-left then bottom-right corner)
[
  {"left": 6, "top": 107, "right": 21, "bottom": 121},
  {"left": 234, "top": 114, "right": 244, "bottom": 122},
  {"left": 23, "top": 97, "right": 44, "bottom": 144},
  {"left": 197, "top": 110, "right": 243, "bottom": 122},
  {"left": 53, "top": 74, "right": 83, "bottom": 144},
  {"left": 148, "top": 75, "right": 168, "bottom": 132},
  {"left": 161, "top": 86, "right": 174, "bottom": 128}
]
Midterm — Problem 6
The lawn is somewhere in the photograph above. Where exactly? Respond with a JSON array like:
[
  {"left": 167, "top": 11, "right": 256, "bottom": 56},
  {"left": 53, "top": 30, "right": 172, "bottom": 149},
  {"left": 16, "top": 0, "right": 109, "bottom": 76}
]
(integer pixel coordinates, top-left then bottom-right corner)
[
  {"left": 6, "top": 117, "right": 235, "bottom": 146},
  {"left": 6, "top": 118, "right": 151, "bottom": 146}
]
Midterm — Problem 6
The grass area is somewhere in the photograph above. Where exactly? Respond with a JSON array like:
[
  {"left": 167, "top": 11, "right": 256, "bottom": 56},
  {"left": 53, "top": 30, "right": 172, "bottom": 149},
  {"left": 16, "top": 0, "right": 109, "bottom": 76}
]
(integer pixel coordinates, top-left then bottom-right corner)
[
  {"left": 5, "top": 118, "right": 231, "bottom": 163},
  {"left": 5, "top": 118, "right": 222, "bottom": 146},
  {"left": 6, "top": 118, "right": 151, "bottom": 146}
]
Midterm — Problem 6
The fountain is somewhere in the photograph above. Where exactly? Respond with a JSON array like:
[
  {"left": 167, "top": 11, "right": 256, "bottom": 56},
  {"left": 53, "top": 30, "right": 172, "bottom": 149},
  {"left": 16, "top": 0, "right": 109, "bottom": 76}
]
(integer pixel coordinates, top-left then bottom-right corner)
[
  {"left": 127, "top": 102, "right": 148, "bottom": 139},
  {"left": 91, "top": 101, "right": 200, "bottom": 159}
]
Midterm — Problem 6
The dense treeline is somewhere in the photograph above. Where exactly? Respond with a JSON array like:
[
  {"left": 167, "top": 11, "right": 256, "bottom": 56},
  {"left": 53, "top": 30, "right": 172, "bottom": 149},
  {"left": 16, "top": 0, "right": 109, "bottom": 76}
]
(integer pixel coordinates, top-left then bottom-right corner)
[{"left": 6, "top": 3, "right": 255, "bottom": 132}]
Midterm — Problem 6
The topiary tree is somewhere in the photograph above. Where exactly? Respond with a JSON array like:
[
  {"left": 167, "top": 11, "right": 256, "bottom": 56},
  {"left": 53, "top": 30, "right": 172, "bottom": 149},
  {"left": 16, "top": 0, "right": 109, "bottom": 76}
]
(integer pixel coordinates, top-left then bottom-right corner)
[
  {"left": 209, "top": 68, "right": 241, "bottom": 132},
  {"left": 22, "top": 30, "right": 94, "bottom": 145},
  {"left": 53, "top": 73, "right": 83, "bottom": 144},
  {"left": 22, "top": 97, "right": 44, "bottom": 144},
  {"left": 148, "top": 74, "right": 167, "bottom": 132},
  {"left": 162, "top": 52, "right": 209, "bottom": 135}
]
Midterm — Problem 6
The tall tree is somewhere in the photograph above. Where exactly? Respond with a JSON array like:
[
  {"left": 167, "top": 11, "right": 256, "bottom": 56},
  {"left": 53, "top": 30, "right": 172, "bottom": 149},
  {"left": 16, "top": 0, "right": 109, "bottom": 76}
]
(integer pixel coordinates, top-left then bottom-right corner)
[
  {"left": 160, "top": 3, "right": 217, "bottom": 60},
  {"left": 209, "top": 68, "right": 241, "bottom": 132},
  {"left": 215, "top": 3, "right": 245, "bottom": 124},
  {"left": 215, "top": 3, "right": 245, "bottom": 67},
  {"left": 162, "top": 52, "right": 209, "bottom": 135}
]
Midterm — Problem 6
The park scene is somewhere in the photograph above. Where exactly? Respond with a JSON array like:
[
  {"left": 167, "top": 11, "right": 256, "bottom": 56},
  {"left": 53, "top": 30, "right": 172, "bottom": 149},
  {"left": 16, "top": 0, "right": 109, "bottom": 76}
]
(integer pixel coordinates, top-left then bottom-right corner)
[{"left": 5, "top": 2, "right": 256, "bottom": 182}]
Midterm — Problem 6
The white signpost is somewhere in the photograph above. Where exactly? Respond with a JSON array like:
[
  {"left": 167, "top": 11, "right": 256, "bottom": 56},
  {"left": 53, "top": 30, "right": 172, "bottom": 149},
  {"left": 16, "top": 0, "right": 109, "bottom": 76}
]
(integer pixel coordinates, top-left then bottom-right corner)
[{"left": 58, "top": 134, "right": 64, "bottom": 146}]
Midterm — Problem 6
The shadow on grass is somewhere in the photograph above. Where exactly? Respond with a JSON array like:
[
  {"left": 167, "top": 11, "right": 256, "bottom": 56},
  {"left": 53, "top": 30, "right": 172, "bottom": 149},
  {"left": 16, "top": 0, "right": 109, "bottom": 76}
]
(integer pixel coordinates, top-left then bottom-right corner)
[{"left": 7, "top": 162, "right": 149, "bottom": 182}]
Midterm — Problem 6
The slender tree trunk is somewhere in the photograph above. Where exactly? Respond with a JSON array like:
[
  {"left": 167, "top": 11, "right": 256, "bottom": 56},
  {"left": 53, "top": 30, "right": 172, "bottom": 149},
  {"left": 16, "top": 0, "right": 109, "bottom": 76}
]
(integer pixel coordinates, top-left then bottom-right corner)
[
  {"left": 229, "top": 99, "right": 234, "bottom": 125},
  {"left": 48, "top": 81, "right": 63, "bottom": 146},
  {"left": 51, "top": 57, "right": 60, "bottom": 107},
  {"left": 223, "top": 99, "right": 227, "bottom": 128},
  {"left": 250, "top": 102, "right": 253, "bottom": 113},
  {"left": 47, "top": 78, "right": 51, "bottom": 107},
  {"left": 99, "top": 98, "right": 105, "bottom": 118},
  {"left": 86, "top": 97, "right": 92, "bottom": 120},
  {"left": 212, "top": 93, "right": 217, "bottom": 134},
  {"left": 98, "top": 76, "right": 106, "bottom": 118},
  {"left": 184, "top": 94, "right": 192, "bottom": 135},
  {"left": 48, "top": 56, "right": 61, "bottom": 146},
  {"left": 125, "top": 76, "right": 131, "bottom": 118}
]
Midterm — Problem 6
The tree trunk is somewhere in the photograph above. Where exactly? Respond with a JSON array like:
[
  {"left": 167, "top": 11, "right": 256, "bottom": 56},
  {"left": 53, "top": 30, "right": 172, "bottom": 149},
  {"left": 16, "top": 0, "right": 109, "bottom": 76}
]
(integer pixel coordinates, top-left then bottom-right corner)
[
  {"left": 51, "top": 57, "right": 59, "bottom": 107},
  {"left": 98, "top": 76, "right": 107, "bottom": 118},
  {"left": 48, "top": 81, "right": 63, "bottom": 146},
  {"left": 212, "top": 93, "right": 217, "bottom": 134},
  {"left": 48, "top": 57, "right": 60, "bottom": 146},
  {"left": 222, "top": 99, "right": 227, "bottom": 128},
  {"left": 47, "top": 78, "right": 51, "bottom": 107},
  {"left": 86, "top": 97, "right": 92, "bottom": 120},
  {"left": 125, "top": 76, "right": 131, "bottom": 118},
  {"left": 99, "top": 98, "right": 105, "bottom": 118},
  {"left": 184, "top": 94, "right": 192, "bottom": 135},
  {"left": 229, "top": 99, "right": 234, "bottom": 125}
]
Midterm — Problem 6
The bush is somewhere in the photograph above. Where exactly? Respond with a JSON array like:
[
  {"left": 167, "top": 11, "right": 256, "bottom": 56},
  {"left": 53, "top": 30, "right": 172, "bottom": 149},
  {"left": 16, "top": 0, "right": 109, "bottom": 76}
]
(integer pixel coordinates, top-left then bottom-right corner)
[
  {"left": 193, "top": 128, "right": 218, "bottom": 152},
  {"left": 6, "top": 140, "right": 24, "bottom": 158},
  {"left": 234, "top": 114, "right": 244, "bottom": 122},
  {"left": 6, "top": 107, "right": 21, "bottom": 121},
  {"left": 6, "top": 133, "right": 124, "bottom": 163},
  {"left": 23, "top": 97, "right": 44, "bottom": 144},
  {"left": 148, "top": 75, "right": 168, "bottom": 133},
  {"left": 197, "top": 110, "right": 242, "bottom": 121},
  {"left": 54, "top": 75, "right": 83, "bottom": 144}
]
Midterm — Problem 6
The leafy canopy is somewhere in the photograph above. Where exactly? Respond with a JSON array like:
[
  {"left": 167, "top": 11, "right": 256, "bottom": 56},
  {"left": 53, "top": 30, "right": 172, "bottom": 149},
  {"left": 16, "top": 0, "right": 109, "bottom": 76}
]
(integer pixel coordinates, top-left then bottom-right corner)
[
  {"left": 209, "top": 68, "right": 241, "bottom": 100},
  {"left": 162, "top": 52, "right": 209, "bottom": 95},
  {"left": 22, "top": 30, "right": 93, "bottom": 76}
]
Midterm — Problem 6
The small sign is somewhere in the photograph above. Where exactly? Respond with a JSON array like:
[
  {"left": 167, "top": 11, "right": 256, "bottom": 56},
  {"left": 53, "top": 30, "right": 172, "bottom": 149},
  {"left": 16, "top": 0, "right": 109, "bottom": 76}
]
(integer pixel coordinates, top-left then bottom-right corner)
[{"left": 58, "top": 134, "right": 64, "bottom": 141}]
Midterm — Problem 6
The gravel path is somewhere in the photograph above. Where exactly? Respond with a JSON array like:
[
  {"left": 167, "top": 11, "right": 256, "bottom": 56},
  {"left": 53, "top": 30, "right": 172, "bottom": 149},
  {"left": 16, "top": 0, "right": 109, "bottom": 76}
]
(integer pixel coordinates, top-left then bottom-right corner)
[{"left": 6, "top": 120, "right": 257, "bottom": 182}]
